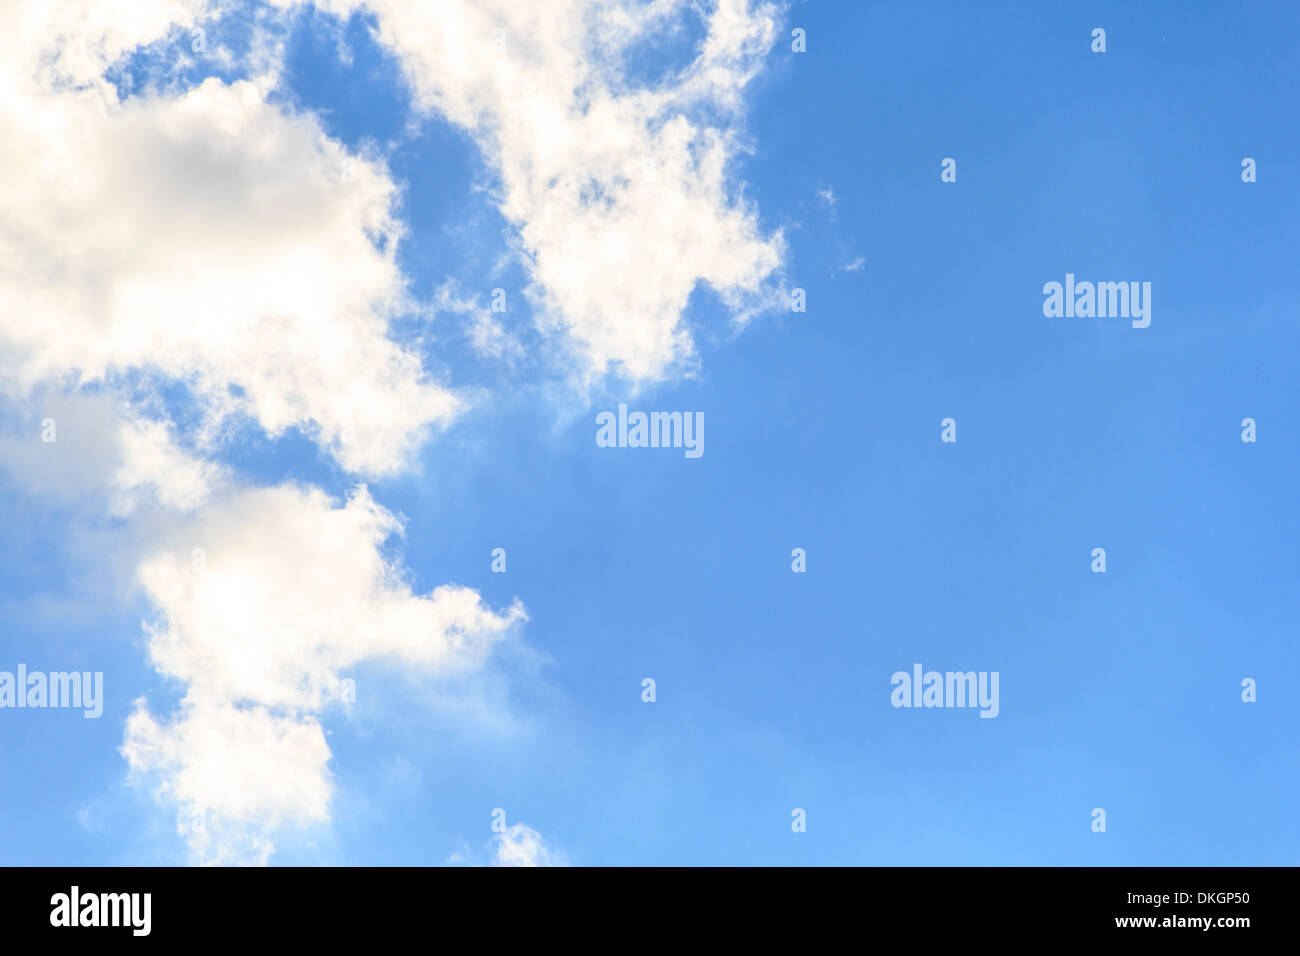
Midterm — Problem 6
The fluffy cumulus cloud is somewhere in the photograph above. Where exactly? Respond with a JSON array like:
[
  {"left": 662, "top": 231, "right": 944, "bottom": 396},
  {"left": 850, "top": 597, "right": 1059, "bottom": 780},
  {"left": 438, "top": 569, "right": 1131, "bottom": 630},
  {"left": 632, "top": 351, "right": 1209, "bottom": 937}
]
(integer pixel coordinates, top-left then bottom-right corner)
[
  {"left": 287, "top": 0, "right": 788, "bottom": 382},
  {"left": 123, "top": 484, "right": 525, "bottom": 863},
  {"left": 123, "top": 699, "right": 333, "bottom": 866},
  {"left": 0, "top": 1, "right": 516, "bottom": 862},
  {"left": 0, "top": 0, "right": 457, "bottom": 476},
  {"left": 1, "top": 0, "right": 786, "bottom": 863}
]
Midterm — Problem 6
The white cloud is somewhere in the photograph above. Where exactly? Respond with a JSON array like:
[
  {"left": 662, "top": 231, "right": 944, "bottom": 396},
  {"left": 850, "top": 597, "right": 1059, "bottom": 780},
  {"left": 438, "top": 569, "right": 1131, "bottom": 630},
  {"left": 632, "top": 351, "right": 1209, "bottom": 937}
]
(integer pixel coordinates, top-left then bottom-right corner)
[
  {"left": 290, "top": 0, "right": 787, "bottom": 383},
  {"left": 0, "top": 2, "right": 458, "bottom": 477},
  {"left": 0, "top": 389, "right": 125, "bottom": 503},
  {"left": 2, "top": 0, "right": 790, "bottom": 864},
  {"left": 122, "top": 483, "right": 525, "bottom": 863},
  {"left": 0, "top": 3, "right": 536, "bottom": 863},
  {"left": 124, "top": 699, "right": 332, "bottom": 866},
  {"left": 0, "top": 2, "right": 556, "bottom": 864},
  {"left": 5, "top": 0, "right": 212, "bottom": 86},
  {"left": 434, "top": 283, "right": 527, "bottom": 366},
  {"left": 0, "top": 390, "right": 223, "bottom": 514},
  {"left": 492, "top": 823, "right": 564, "bottom": 867},
  {"left": 113, "top": 417, "right": 228, "bottom": 515}
]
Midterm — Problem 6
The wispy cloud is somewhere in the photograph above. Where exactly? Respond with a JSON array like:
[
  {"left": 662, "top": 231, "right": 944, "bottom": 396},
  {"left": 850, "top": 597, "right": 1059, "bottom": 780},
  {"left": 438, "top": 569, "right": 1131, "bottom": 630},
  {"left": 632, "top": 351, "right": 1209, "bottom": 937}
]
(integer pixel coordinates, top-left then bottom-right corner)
[{"left": 491, "top": 823, "right": 565, "bottom": 867}]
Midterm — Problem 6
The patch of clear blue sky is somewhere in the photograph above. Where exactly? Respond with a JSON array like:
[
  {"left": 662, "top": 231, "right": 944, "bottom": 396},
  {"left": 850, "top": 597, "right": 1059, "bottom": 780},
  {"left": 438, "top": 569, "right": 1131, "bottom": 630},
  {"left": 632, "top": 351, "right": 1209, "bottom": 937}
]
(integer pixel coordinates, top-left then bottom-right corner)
[{"left": 1, "top": 0, "right": 1296, "bottom": 864}]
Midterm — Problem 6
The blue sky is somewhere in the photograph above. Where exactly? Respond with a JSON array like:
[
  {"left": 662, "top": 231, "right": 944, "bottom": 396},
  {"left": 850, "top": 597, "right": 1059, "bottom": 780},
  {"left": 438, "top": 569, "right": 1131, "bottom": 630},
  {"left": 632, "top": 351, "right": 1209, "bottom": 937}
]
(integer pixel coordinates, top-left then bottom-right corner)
[{"left": 0, "top": 0, "right": 1296, "bottom": 865}]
